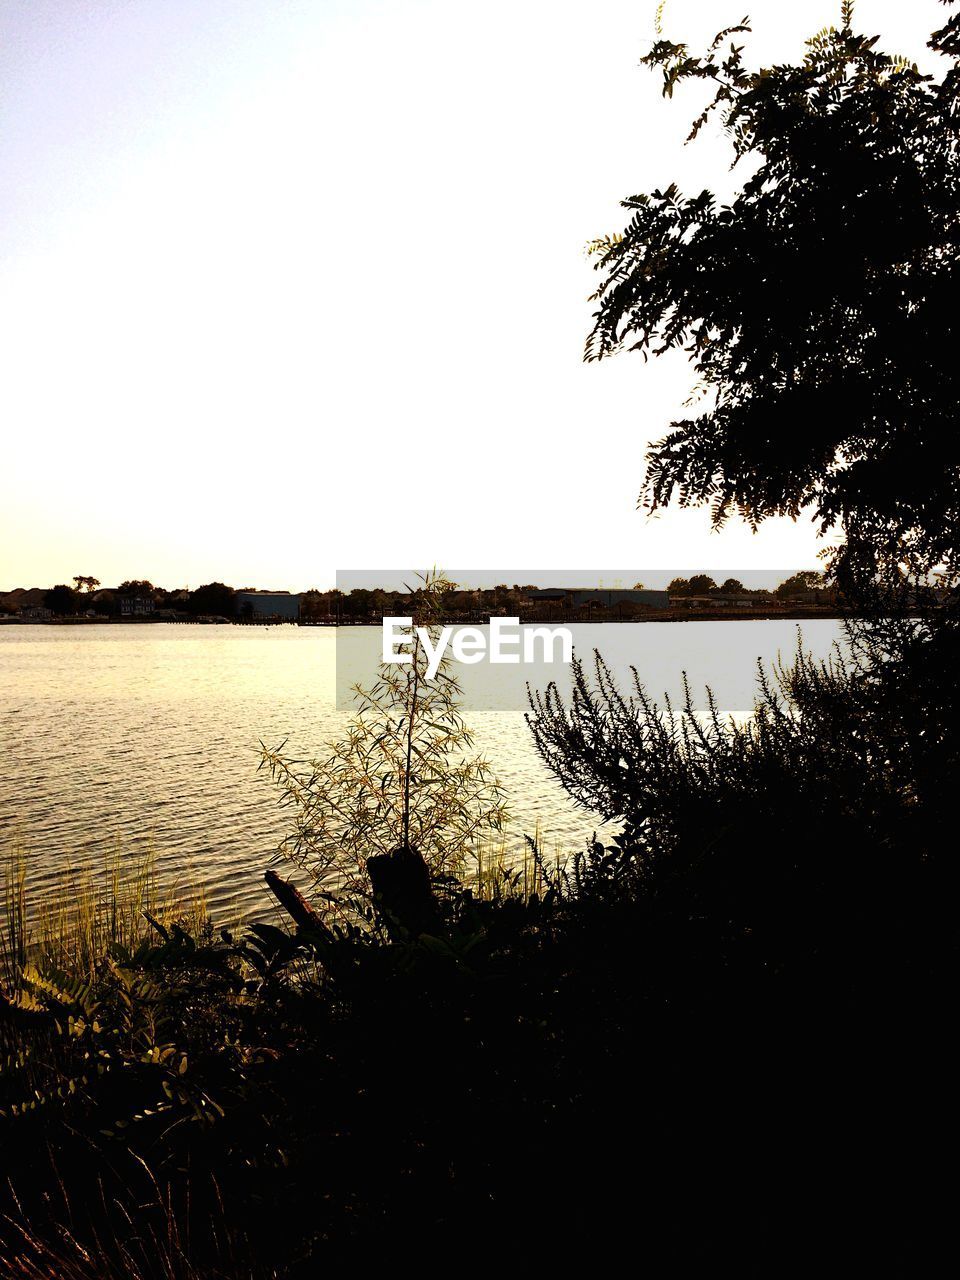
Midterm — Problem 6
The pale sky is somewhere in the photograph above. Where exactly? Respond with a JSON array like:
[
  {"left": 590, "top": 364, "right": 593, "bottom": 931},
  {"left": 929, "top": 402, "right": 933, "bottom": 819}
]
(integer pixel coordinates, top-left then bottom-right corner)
[{"left": 0, "top": 0, "right": 948, "bottom": 590}]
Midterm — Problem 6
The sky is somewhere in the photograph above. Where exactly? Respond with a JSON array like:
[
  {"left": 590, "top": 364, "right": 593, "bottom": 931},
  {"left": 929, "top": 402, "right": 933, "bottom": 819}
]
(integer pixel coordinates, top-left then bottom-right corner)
[{"left": 0, "top": 0, "right": 950, "bottom": 591}]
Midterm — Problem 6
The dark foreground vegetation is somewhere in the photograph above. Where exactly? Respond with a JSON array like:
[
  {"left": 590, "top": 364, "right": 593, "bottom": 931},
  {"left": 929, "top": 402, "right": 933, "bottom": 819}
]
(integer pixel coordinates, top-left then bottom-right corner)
[
  {"left": 4, "top": 3, "right": 960, "bottom": 1271},
  {"left": 2, "top": 603, "right": 957, "bottom": 1273}
]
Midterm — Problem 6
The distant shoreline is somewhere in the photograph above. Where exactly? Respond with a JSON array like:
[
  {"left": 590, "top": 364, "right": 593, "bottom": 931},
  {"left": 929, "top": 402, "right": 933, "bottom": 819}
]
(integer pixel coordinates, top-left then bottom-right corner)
[
  {"left": 1, "top": 610, "right": 856, "bottom": 628},
  {"left": 308, "top": 611, "right": 853, "bottom": 625}
]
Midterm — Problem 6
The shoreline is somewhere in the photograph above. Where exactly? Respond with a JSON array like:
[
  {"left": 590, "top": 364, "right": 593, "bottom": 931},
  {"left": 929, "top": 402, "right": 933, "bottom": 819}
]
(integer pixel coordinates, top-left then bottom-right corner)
[{"left": 2, "top": 610, "right": 858, "bottom": 627}]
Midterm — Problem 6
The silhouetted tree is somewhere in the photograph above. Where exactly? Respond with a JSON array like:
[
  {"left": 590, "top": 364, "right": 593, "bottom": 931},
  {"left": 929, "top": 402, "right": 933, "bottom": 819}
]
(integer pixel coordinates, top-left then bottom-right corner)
[
  {"left": 776, "top": 570, "right": 824, "bottom": 599},
  {"left": 300, "top": 589, "right": 331, "bottom": 622},
  {"left": 347, "top": 588, "right": 373, "bottom": 617},
  {"left": 93, "top": 589, "right": 118, "bottom": 617},
  {"left": 587, "top": 3, "right": 960, "bottom": 581},
  {"left": 667, "top": 575, "right": 718, "bottom": 595},
  {"left": 188, "top": 582, "right": 236, "bottom": 617},
  {"left": 44, "top": 585, "right": 79, "bottom": 615}
]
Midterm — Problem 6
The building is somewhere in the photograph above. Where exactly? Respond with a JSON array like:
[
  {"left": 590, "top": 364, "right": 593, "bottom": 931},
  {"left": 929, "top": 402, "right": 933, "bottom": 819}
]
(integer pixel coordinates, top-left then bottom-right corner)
[
  {"left": 570, "top": 589, "right": 670, "bottom": 610},
  {"left": 669, "top": 593, "right": 770, "bottom": 609},
  {"left": 235, "top": 590, "right": 301, "bottom": 621},
  {"left": 526, "top": 589, "right": 568, "bottom": 603},
  {"left": 118, "top": 594, "right": 155, "bottom": 617},
  {"left": 779, "top": 590, "right": 827, "bottom": 605},
  {"left": 526, "top": 588, "right": 671, "bottom": 610}
]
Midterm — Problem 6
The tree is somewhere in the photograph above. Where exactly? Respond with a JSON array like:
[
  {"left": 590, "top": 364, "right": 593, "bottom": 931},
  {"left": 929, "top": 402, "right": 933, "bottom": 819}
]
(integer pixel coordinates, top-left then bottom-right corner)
[
  {"left": 586, "top": 3, "right": 960, "bottom": 581},
  {"left": 776, "top": 570, "right": 825, "bottom": 599},
  {"left": 260, "top": 571, "right": 507, "bottom": 924},
  {"left": 720, "top": 578, "right": 747, "bottom": 594},
  {"left": 632, "top": 581, "right": 646, "bottom": 591},
  {"left": 300, "top": 589, "right": 330, "bottom": 622},
  {"left": 72, "top": 576, "right": 100, "bottom": 593},
  {"left": 668, "top": 574, "right": 718, "bottom": 596},
  {"left": 347, "top": 588, "right": 373, "bottom": 617},
  {"left": 117, "top": 580, "right": 155, "bottom": 596},
  {"left": 188, "top": 582, "right": 236, "bottom": 617},
  {"left": 44, "top": 584, "right": 79, "bottom": 615},
  {"left": 94, "top": 589, "right": 118, "bottom": 617}
]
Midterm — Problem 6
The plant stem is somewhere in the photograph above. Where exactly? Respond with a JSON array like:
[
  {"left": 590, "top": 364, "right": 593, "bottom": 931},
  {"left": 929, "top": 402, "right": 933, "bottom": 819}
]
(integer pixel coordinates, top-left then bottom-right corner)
[{"left": 403, "top": 631, "right": 420, "bottom": 851}]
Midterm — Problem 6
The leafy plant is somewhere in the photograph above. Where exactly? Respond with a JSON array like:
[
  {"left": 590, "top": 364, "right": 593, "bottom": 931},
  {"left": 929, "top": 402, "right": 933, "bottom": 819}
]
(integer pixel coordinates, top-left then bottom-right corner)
[{"left": 260, "top": 571, "right": 507, "bottom": 919}]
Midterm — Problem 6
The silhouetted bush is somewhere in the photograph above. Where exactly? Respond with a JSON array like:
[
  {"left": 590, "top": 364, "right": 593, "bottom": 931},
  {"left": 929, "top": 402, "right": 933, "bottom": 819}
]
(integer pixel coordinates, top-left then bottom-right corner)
[{"left": 528, "top": 614, "right": 960, "bottom": 1014}]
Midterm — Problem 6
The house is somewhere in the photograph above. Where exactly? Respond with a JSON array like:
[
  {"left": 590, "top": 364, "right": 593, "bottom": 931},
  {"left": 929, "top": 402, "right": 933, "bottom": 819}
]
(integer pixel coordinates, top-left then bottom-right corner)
[
  {"left": 118, "top": 594, "right": 155, "bottom": 617},
  {"left": 235, "top": 590, "right": 301, "bottom": 621},
  {"left": 526, "top": 588, "right": 671, "bottom": 610}
]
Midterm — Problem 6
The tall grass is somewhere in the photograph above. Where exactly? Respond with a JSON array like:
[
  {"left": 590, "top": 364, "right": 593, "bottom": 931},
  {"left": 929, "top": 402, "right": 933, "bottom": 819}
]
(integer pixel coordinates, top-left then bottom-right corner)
[
  {"left": 0, "top": 1167, "right": 261, "bottom": 1280},
  {"left": 1, "top": 842, "right": 210, "bottom": 986},
  {"left": 0, "top": 845, "right": 249, "bottom": 1277},
  {"left": 470, "top": 823, "right": 565, "bottom": 901},
  {"left": 2, "top": 852, "right": 26, "bottom": 990},
  {"left": 1, "top": 828, "right": 559, "bottom": 985}
]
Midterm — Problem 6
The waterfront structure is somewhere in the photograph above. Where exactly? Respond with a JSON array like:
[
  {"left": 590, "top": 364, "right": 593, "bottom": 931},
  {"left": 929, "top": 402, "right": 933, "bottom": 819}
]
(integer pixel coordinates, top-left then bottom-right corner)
[
  {"left": 669, "top": 593, "right": 769, "bottom": 609},
  {"left": 235, "top": 590, "right": 301, "bottom": 621},
  {"left": 118, "top": 593, "right": 155, "bottom": 617},
  {"left": 527, "top": 588, "right": 671, "bottom": 610}
]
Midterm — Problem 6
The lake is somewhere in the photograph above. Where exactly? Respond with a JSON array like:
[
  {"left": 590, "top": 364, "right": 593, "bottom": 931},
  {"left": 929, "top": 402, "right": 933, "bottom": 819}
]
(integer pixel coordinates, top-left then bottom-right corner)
[{"left": 0, "top": 620, "right": 844, "bottom": 920}]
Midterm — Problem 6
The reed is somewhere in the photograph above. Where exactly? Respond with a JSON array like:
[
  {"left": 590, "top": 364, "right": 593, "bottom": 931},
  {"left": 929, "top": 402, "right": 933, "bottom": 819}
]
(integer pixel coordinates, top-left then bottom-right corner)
[
  {"left": 1, "top": 850, "right": 26, "bottom": 992},
  {"left": 469, "top": 823, "right": 564, "bottom": 901},
  {"left": 0, "top": 1162, "right": 259, "bottom": 1279},
  {"left": 1, "top": 842, "right": 210, "bottom": 982}
]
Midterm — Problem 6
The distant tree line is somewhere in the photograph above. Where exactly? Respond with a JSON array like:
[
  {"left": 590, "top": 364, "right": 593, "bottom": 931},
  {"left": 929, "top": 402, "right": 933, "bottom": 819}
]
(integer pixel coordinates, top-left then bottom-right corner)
[
  {"left": 21, "top": 573, "right": 842, "bottom": 619},
  {"left": 299, "top": 583, "right": 537, "bottom": 623},
  {"left": 302, "top": 574, "right": 836, "bottom": 621},
  {"left": 667, "top": 570, "right": 831, "bottom": 599},
  {"left": 38, "top": 579, "right": 238, "bottom": 618}
]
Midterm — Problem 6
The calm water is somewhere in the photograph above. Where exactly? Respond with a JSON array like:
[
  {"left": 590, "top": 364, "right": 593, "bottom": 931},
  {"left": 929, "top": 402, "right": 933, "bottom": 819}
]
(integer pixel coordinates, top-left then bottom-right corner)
[{"left": 0, "top": 621, "right": 843, "bottom": 919}]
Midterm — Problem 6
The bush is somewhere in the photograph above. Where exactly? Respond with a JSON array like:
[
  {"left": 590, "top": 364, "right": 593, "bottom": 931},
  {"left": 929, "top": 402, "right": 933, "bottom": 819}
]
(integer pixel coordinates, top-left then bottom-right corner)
[{"left": 527, "top": 616, "right": 960, "bottom": 1008}]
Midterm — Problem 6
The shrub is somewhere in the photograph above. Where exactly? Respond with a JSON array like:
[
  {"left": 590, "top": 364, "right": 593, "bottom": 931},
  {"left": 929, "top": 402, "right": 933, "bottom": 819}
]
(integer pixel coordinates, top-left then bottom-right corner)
[
  {"left": 259, "top": 571, "right": 506, "bottom": 921},
  {"left": 527, "top": 616, "right": 960, "bottom": 1004}
]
